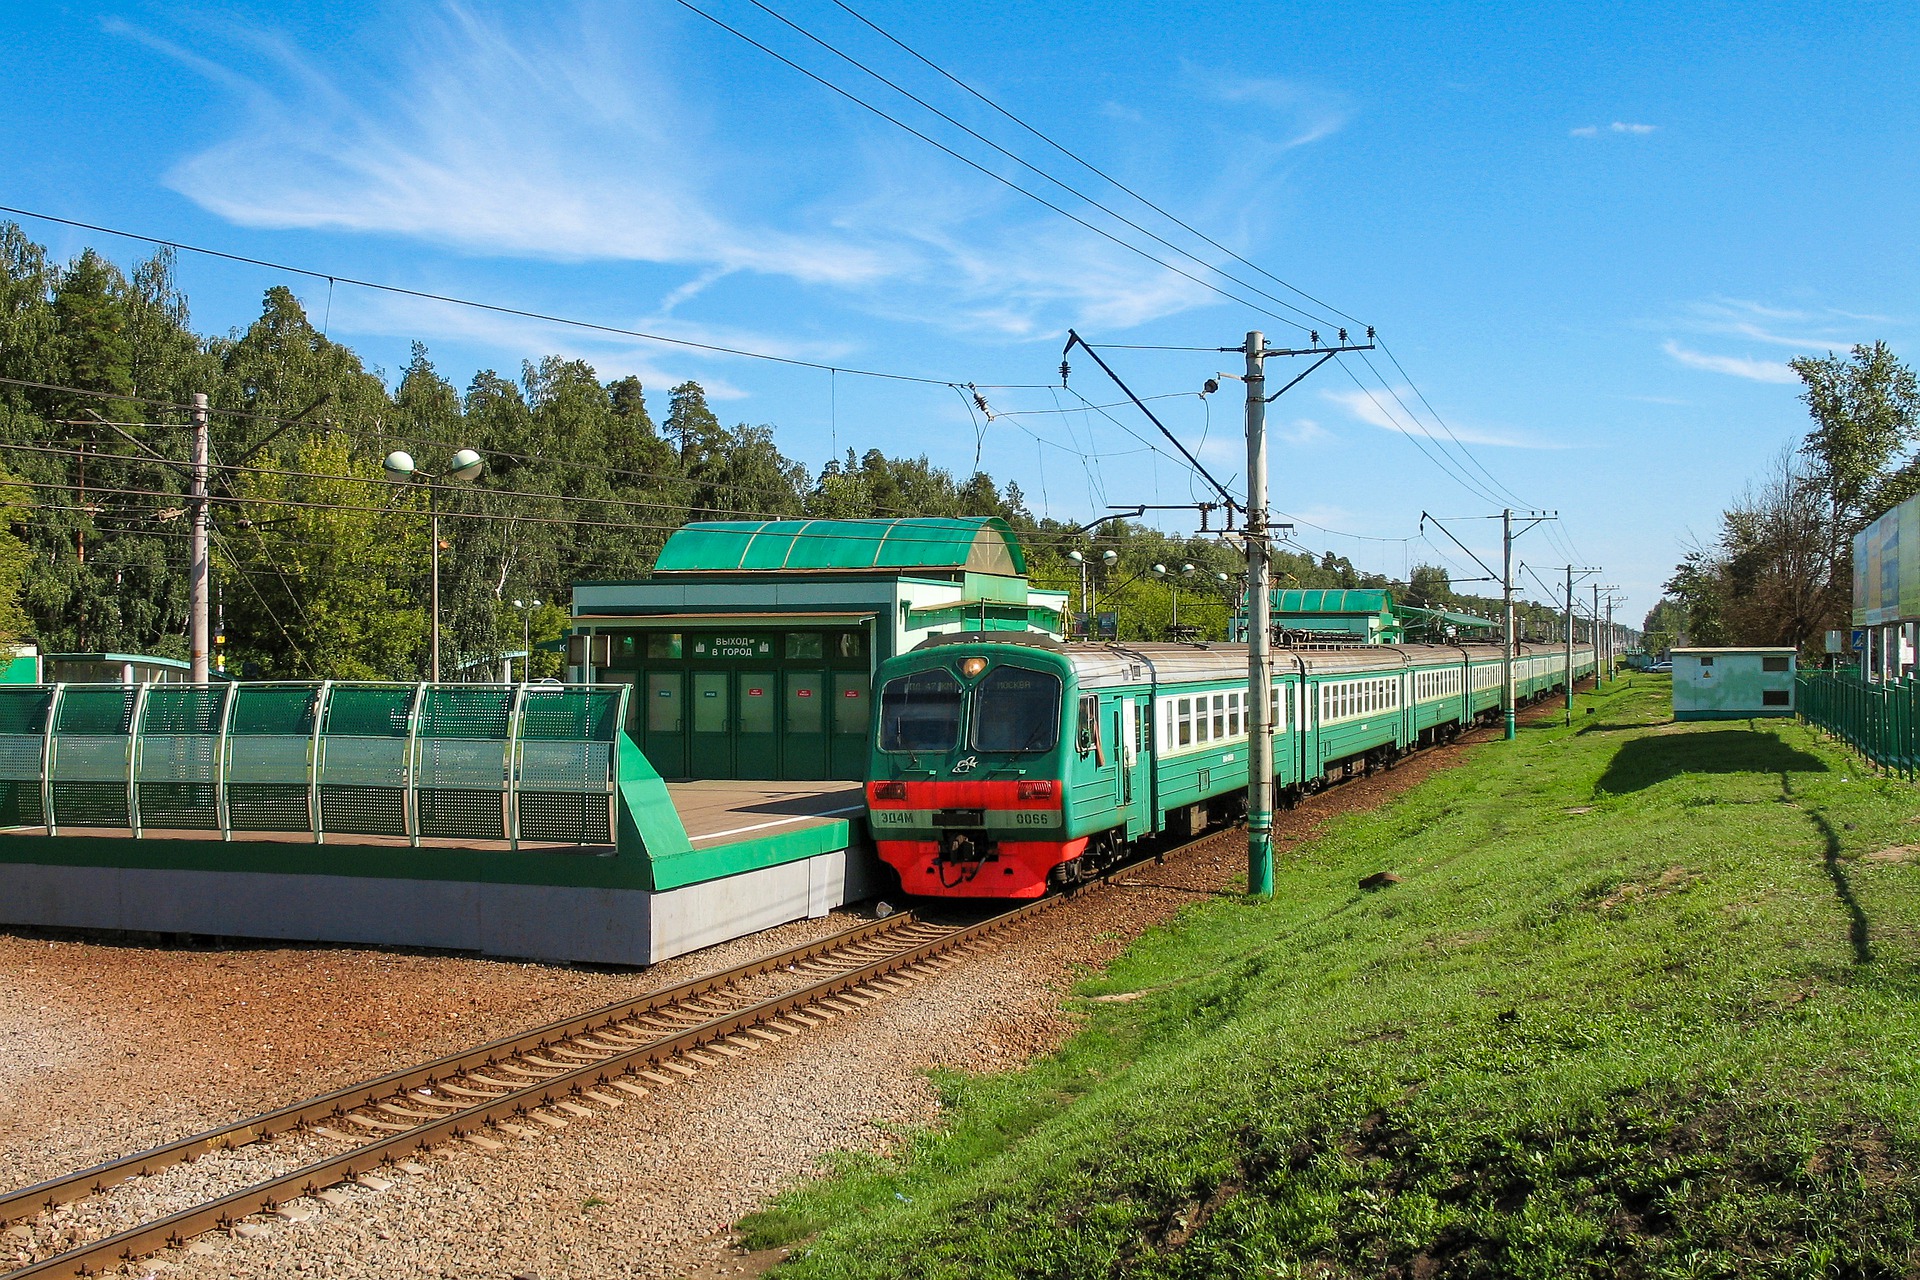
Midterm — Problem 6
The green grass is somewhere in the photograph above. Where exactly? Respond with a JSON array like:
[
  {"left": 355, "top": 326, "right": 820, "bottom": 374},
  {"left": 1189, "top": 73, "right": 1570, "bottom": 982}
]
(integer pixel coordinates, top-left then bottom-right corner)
[{"left": 739, "top": 677, "right": 1920, "bottom": 1278}]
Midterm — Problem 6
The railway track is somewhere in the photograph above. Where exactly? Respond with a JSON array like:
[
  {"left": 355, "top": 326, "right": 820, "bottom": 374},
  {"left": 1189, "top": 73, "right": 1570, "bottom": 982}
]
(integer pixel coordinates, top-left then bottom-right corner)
[
  {"left": 0, "top": 899, "right": 1063, "bottom": 1280},
  {"left": 0, "top": 708, "right": 1520, "bottom": 1280}
]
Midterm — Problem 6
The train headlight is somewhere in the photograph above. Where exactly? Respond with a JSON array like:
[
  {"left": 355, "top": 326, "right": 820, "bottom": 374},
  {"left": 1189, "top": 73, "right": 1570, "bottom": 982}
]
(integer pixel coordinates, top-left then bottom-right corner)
[
  {"left": 872, "top": 781, "right": 908, "bottom": 800},
  {"left": 1017, "top": 780, "right": 1056, "bottom": 800},
  {"left": 960, "top": 657, "right": 988, "bottom": 678}
]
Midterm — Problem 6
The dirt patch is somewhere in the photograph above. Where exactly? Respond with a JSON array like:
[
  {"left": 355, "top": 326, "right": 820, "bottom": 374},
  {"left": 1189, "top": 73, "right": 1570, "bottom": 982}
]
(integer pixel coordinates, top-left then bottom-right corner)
[
  {"left": 1864, "top": 844, "right": 1920, "bottom": 864},
  {"left": 1596, "top": 865, "right": 1696, "bottom": 911}
]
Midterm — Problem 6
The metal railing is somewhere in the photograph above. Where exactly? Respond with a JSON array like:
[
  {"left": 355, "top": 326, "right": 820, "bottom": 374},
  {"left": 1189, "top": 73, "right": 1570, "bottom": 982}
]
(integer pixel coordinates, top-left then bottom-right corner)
[
  {"left": 1797, "top": 668, "right": 1919, "bottom": 778},
  {"left": 0, "top": 681, "right": 630, "bottom": 847}
]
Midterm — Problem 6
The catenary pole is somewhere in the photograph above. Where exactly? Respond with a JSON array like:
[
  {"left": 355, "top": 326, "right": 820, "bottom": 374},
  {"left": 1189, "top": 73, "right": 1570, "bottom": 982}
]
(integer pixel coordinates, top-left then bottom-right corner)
[
  {"left": 1502, "top": 509, "right": 1516, "bottom": 741},
  {"left": 189, "top": 393, "right": 210, "bottom": 684},
  {"left": 430, "top": 481, "right": 441, "bottom": 684},
  {"left": 1564, "top": 565, "right": 1575, "bottom": 714},
  {"left": 1244, "top": 330, "right": 1274, "bottom": 899},
  {"left": 1593, "top": 583, "right": 1604, "bottom": 682}
]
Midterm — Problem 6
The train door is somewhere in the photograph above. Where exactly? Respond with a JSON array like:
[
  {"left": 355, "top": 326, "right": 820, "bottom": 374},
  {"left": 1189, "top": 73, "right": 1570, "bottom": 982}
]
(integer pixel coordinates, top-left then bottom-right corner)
[
  {"left": 736, "top": 671, "right": 777, "bottom": 779},
  {"left": 1119, "top": 696, "right": 1149, "bottom": 839},
  {"left": 829, "top": 672, "right": 870, "bottom": 780},
  {"left": 642, "top": 671, "right": 687, "bottom": 779},
  {"left": 689, "top": 670, "right": 732, "bottom": 778},
  {"left": 783, "top": 670, "right": 828, "bottom": 780}
]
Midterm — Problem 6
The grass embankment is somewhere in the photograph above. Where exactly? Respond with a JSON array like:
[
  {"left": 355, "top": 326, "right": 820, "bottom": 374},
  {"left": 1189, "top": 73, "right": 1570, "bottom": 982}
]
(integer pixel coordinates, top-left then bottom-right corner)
[{"left": 743, "top": 678, "right": 1920, "bottom": 1277}]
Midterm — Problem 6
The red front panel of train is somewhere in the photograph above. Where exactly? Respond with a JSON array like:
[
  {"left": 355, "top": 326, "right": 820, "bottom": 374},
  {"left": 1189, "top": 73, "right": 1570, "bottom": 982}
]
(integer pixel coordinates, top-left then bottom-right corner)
[{"left": 866, "top": 778, "right": 1071, "bottom": 899}]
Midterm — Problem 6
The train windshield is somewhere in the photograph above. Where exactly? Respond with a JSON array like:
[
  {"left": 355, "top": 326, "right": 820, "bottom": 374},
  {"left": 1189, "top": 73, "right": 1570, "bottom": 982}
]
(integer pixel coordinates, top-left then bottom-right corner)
[
  {"left": 971, "top": 666, "right": 1062, "bottom": 754},
  {"left": 878, "top": 669, "right": 964, "bottom": 752}
]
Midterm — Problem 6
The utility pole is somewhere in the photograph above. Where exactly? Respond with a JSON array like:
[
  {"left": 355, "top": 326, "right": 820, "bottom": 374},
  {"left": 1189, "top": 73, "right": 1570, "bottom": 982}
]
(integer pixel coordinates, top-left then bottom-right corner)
[
  {"left": 1604, "top": 592, "right": 1623, "bottom": 676},
  {"left": 1243, "top": 330, "right": 1274, "bottom": 900},
  {"left": 1066, "top": 327, "right": 1370, "bottom": 900},
  {"left": 1593, "top": 583, "right": 1604, "bottom": 682},
  {"left": 1502, "top": 509, "right": 1515, "bottom": 740},
  {"left": 189, "top": 393, "right": 211, "bottom": 684},
  {"left": 1561, "top": 565, "right": 1598, "bottom": 714},
  {"left": 1423, "top": 509, "right": 1553, "bottom": 741}
]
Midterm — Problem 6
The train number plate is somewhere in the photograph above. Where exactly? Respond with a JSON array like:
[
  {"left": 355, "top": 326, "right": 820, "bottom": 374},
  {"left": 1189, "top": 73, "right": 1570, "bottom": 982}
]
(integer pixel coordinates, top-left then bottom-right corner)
[
  {"left": 870, "top": 810, "right": 916, "bottom": 827},
  {"left": 933, "top": 808, "right": 985, "bottom": 827},
  {"left": 1009, "top": 811, "right": 1054, "bottom": 827}
]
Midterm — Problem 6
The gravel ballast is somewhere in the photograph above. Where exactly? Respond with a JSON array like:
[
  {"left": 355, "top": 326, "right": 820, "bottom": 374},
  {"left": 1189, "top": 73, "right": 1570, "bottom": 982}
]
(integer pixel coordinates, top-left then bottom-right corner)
[{"left": 2, "top": 720, "right": 1508, "bottom": 1279}]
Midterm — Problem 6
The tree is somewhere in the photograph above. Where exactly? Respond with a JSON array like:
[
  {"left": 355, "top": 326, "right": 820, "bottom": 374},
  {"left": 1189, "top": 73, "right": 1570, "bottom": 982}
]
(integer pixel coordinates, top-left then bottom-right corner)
[
  {"left": 221, "top": 435, "right": 426, "bottom": 679},
  {"left": 1642, "top": 597, "right": 1687, "bottom": 655},
  {"left": 1406, "top": 564, "right": 1453, "bottom": 609},
  {"left": 1667, "top": 344, "right": 1920, "bottom": 655},
  {"left": 1792, "top": 342, "right": 1920, "bottom": 542}
]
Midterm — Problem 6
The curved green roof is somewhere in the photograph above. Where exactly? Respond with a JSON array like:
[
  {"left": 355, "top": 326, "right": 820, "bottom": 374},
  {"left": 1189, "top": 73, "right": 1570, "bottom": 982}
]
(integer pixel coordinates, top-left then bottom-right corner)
[
  {"left": 653, "top": 517, "right": 1028, "bottom": 576},
  {"left": 1272, "top": 589, "right": 1393, "bottom": 616}
]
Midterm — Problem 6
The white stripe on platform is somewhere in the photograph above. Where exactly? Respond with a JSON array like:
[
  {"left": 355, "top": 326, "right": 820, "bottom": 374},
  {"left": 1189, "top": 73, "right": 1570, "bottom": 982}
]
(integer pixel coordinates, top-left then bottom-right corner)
[{"left": 687, "top": 803, "right": 867, "bottom": 845}]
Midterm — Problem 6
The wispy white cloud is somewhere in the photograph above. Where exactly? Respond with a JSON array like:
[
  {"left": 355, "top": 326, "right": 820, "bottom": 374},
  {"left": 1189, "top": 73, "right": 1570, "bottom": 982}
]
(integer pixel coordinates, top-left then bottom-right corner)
[
  {"left": 1654, "top": 296, "right": 1899, "bottom": 382},
  {"left": 1675, "top": 297, "right": 1889, "bottom": 349},
  {"left": 1279, "top": 417, "right": 1329, "bottom": 446},
  {"left": 1206, "top": 73, "right": 1352, "bottom": 150},
  {"left": 1660, "top": 340, "right": 1798, "bottom": 384},
  {"left": 120, "top": 3, "right": 1296, "bottom": 347},
  {"left": 147, "top": 8, "right": 893, "bottom": 288},
  {"left": 1321, "top": 388, "right": 1564, "bottom": 449},
  {"left": 1571, "top": 121, "right": 1659, "bottom": 138}
]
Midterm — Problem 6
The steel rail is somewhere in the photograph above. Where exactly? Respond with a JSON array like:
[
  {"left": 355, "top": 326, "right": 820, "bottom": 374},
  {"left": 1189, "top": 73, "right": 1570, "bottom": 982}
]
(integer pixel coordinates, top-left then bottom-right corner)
[
  {"left": 3, "top": 896, "right": 1057, "bottom": 1280},
  {"left": 3, "top": 684, "right": 1564, "bottom": 1272},
  {"left": 0, "top": 910, "right": 931, "bottom": 1228}
]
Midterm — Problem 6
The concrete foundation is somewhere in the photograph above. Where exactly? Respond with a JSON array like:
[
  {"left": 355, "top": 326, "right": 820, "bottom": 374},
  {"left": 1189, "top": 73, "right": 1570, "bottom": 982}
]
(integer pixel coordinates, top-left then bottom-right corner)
[{"left": 0, "top": 845, "right": 883, "bottom": 967}]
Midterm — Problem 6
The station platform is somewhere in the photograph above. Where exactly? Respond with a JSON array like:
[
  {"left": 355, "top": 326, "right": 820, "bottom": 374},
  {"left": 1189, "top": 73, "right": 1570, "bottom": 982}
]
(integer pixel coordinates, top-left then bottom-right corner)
[{"left": 0, "top": 683, "right": 882, "bottom": 967}]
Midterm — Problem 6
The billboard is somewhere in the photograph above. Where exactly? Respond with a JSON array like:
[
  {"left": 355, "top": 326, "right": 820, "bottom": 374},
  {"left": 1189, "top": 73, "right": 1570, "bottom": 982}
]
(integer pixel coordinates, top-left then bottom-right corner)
[{"left": 1853, "top": 493, "right": 1920, "bottom": 625}]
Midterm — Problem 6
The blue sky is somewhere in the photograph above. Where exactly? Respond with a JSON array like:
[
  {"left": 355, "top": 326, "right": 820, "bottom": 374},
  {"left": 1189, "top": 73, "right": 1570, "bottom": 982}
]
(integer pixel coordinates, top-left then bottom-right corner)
[{"left": 8, "top": 1, "right": 1918, "bottom": 622}]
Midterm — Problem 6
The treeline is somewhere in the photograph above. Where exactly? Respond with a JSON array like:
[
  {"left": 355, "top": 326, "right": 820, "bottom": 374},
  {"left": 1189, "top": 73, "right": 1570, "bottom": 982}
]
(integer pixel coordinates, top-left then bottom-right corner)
[
  {"left": 0, "top": 228, "right": 1542, "bottom": 679},
  {"left": 1645, "top": 343, "right": 1920, "bottom": 656}
]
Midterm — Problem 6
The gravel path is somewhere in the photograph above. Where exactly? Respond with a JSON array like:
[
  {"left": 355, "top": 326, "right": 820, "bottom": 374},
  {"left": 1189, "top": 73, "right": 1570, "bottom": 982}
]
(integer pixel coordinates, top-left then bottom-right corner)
[{"left": 1, "top": 708, "right": 1533, "bottom": 1279}]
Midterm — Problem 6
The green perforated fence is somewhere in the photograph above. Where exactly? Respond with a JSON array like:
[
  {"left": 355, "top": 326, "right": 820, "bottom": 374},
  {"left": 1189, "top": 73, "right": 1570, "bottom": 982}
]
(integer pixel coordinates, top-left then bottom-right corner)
[
  {"left": 0, "top": 681, "right": 629, "bottom": 847},
  {"left": 1797, "top": 669, "right": 1919, "bottom": 779}
]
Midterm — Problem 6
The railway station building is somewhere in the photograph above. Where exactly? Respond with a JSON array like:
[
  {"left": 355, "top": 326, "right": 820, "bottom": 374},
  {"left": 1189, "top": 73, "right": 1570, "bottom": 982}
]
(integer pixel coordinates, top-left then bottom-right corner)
[
  {"left": 1233, "top": 588, "right": 1500, "bottom": 645},
  {"left": 564, "top": 517, "right": 1068, "bottom": 783}
]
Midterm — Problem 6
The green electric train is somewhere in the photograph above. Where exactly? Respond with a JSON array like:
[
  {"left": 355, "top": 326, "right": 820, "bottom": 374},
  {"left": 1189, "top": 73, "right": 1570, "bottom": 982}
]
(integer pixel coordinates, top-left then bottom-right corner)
[{"left": 866, "top": 636, "right": 1598, "bottom": 897}]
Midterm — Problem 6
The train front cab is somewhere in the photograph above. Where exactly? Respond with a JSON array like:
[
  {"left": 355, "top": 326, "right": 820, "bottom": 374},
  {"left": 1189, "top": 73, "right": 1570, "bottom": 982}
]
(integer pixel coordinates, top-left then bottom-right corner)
[{"left": 866, "top": 643, "right": 1132, "bottom": 899}]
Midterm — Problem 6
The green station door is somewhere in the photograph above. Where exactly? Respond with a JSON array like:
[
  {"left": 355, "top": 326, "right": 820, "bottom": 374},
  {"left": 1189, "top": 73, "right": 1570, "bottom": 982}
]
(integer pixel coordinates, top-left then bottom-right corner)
[{"left": 620, "top": 628, "right": 871, "bottom": 782}]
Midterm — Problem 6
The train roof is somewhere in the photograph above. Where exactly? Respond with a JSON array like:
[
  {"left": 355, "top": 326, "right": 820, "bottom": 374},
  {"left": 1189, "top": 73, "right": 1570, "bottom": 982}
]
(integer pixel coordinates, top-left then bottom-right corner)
[{"left": 906, "top": 633, "right": 1589, "bottom": 688}]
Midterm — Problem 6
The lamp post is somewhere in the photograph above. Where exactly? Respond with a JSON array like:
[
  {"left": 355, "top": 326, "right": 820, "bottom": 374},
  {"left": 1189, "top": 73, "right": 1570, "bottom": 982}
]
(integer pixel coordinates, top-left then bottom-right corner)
[
  {"left": 512, "top": 597, "right": 541, "bottom": 682},
  {"left": 1151, "top": 562, "right": 1199, "bottom": 634},
  {"left": 1097, "top": 548, "right": 1118, "bottom": 635},
  {"left": 1067, "top": 550, "right": 1088, "bottom": 636},
  {"left": 384, "top": 448, "right": 484, "bottom": 683}
]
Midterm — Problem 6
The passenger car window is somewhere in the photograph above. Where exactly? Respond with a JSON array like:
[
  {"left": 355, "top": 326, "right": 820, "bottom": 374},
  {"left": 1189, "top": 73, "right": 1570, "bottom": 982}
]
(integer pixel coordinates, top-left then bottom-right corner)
[
  {"left": 973, "top": 667, "right": 1062, "bottom": 753},
  {"left": 877, "top": 669, "right": 963, "bottom": 752}
]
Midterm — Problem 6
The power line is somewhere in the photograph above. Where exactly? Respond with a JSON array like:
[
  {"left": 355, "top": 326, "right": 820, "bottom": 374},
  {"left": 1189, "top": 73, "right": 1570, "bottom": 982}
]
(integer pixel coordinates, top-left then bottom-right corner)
[
  {"left": 800, "top": 0, "right": 1583, "bottom": 568},
  {"left": 662, "top": 1, "right": 1318, "bottom": 333},
  {"left": 735, "top": 0, "right": 1339, "bottom": 334},
  {"left": 1330, "top": 357, "right": 1506, "bottom": 507},
  {"left": 822, "top": 0, "right": 1364, "bottom": 330},
  {"left": 1374, "top": 339, "right": 1534, "bottom": 512},
  {"left": 2, "top": 376, "right": 1044, "bottom": 519},
  {"left": 0, "top": 206, "right": 1049, "bottom": 391}
]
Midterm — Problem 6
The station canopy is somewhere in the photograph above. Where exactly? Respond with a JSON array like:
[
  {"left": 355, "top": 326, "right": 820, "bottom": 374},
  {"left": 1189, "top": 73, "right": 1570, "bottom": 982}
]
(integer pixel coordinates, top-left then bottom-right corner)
[{"left": 653, "top": 517, "right": 1027, "bottom": 577}]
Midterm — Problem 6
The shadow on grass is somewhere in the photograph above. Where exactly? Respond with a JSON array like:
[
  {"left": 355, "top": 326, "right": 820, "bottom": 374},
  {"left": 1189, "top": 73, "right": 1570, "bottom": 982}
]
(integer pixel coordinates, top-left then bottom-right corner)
[
  {"left": 1783, "top": 774, "right": 1875, "bottom": 965},
  {"left": 1594, "top": 730, "right": 1828, "bottom": 796}
]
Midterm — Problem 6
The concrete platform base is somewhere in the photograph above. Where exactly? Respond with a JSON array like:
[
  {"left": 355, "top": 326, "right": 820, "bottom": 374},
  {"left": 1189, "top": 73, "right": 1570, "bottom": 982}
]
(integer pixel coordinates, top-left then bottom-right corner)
[{"left": 0, "top": 845, "right": 884, "bottom": 966}]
